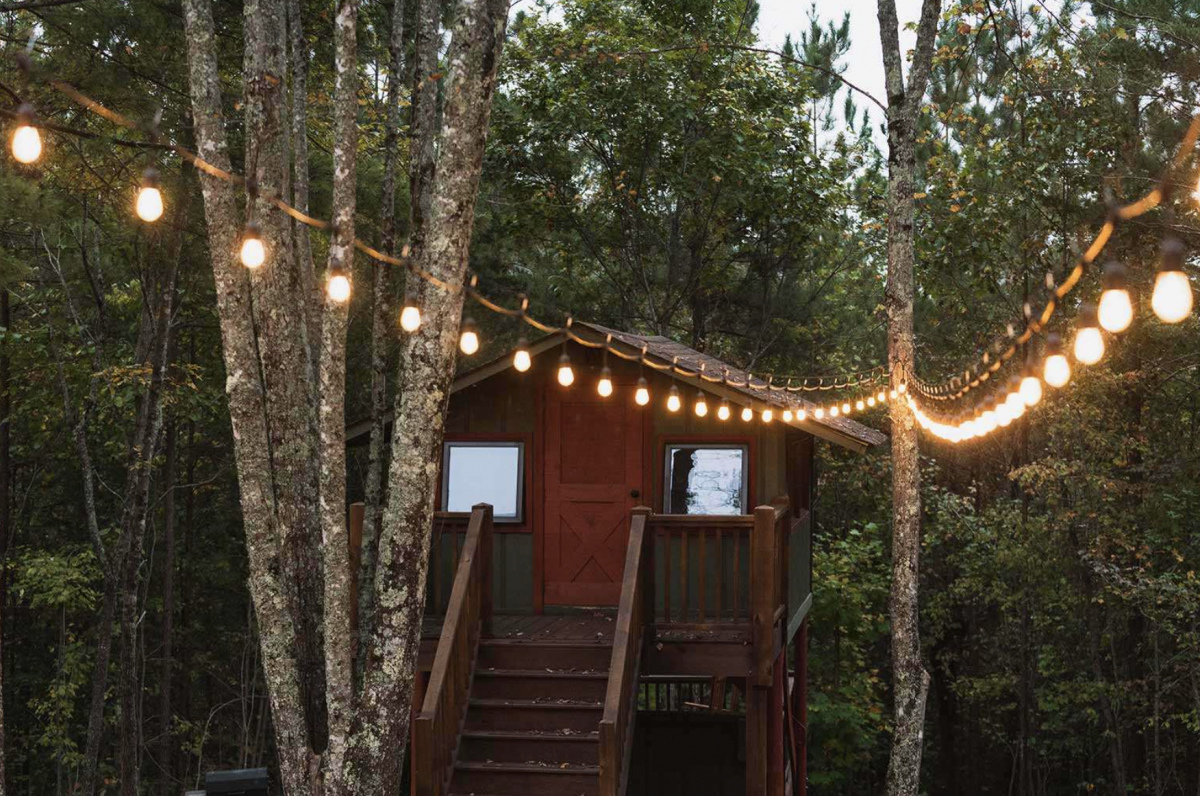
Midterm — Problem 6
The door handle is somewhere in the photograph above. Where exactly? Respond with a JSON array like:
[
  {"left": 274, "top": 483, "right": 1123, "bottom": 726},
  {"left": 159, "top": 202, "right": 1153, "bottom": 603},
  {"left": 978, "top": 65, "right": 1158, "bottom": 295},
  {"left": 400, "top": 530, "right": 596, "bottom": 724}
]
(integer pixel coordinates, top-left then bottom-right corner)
[{"left": 630, "top": 489, "right": 641, "bottom": 498}]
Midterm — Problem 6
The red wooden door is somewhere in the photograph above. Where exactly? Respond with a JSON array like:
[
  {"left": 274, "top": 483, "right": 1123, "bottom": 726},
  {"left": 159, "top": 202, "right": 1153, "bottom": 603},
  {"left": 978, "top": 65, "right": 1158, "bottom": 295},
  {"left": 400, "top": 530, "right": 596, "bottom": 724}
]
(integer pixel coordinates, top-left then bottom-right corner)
[{"left": 543, "top": 381, "right": 644, "bottom": 606}]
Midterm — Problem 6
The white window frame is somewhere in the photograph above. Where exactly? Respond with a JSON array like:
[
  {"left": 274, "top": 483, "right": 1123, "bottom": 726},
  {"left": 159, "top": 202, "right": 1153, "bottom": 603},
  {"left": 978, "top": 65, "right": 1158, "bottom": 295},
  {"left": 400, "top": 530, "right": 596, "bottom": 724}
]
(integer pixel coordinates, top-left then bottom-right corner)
[{"left": 440, "top": 440, "right": 526, "bottom": 523}]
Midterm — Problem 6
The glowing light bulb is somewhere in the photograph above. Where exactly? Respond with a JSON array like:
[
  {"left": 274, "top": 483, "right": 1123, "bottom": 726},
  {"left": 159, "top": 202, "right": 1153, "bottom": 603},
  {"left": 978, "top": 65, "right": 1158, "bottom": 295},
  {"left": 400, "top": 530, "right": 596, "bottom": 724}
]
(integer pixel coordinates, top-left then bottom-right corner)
[
  {"left": 694, "top": 390, "right": 708, "bottom": 416},
  {"left": 1043, "top": 333, "right": 1070, "bottom": 388},
  {"left": 240, "top": 223, "right": 266, "bottom": 269},
  {"left": 136, "top": 168, "right": 164, "bottom": 222},
  {"left": 889, "top": 389, "right": 898, "bottom": 400},
  {"left": 10, "top": 105, "right": 41, "bottom": 164},
  {"left": 717, "top": 400, "right": 731, "bottom": 421},
  {"left": 842, "top": 401, "right": 851, "bottom": 414},
  {"left": 898, "top": 382, "right": 908, "bottom": 394},
  {"left": 1152, "top": 237, "right": 1193, "bottom": 323},
  {"left": 1019, "top": 374, "right": 1042, "bottom": 407},
  {"left": 597, "top": 366, "right": 613, "bottom": 396},
  {"left": 399, "top": 303, "right": 422, "bottom": 333},
  {"left": 877, "top": 390, "right": 887, "bottom": 403},
  {"left": 327, "top": 267, "right": 351, "bottom": 303},
  {"left": 797, "top": 409, "right": 807, "bottom": 421},
  {"left": 513, "top": 339, "right": 531, "bottom": 372},
  {"left": 740, "top": 406, "right": 753, "bottom": 422},
  {"left": 856, "top": 399, "right": 865, "bottom": 411},
  {"left": 867, "top": 396, "right": 876, "bottom": 407},
  {"left": 830, "top": 405, "right": 840, "bottom": 418},
  {"left": 459, "top": 319, "right": 480, "bottom": 355},
  {"left": 814, "top": 407, "right": 825, "bottom": 420},
  {"left": 782, "top": 409, "right": 793, "bottom": 422},
  {"left": 667, "top": 385, "right": 681, "bottom": 413},
  {"left": 996, "top": 402, "right": 1013, "bottom": 427},
  {"left": 557, "top": 353, "right": 575, "bottom": 387},
  {"left": 1098, "top": 261, "right": 1133, "bottom": 332},
  {"left": 1073, "top": 304, "right": 1104, "bottom": 364},
  {"left": 635, "top": 377, "right": 650, "bottom": 406},
  {"left": 762, "top": 409, "right": 773, "bottom": 423}
]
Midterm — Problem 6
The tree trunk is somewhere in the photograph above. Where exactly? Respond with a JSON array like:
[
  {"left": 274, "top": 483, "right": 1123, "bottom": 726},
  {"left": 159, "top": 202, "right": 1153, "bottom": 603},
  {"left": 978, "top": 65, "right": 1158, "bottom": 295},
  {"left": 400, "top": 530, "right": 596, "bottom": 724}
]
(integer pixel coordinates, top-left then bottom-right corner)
[
  {"left": 876, "top": 2, "right": 941, "bottom": 795},
  {"left": 341, "top": 0, "right": 509, "bottom": 788},
  {"left": 319, "top": 0, "right": 359, "bottom": 784},
  {"left": 359, "top": 0, "right": 410, "bottom": 670},
  {"left": 179, "top": 0, "right": 316, "bottom": 787},
  {"left": 158, "top": 420, "right": 178, "bottom": 796},
  {"left": 0, "top": 288, "right": 9, "bottom": 796}
]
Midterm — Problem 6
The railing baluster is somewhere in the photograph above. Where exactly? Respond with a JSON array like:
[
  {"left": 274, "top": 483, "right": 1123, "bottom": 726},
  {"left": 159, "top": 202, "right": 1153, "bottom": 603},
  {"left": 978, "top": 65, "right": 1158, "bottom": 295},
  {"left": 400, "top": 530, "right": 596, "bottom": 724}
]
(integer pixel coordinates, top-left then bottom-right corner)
[
  {"left": 698, "top": 528, "right": 706, "bottom": 622},
  {"left": 715, "top": 529, "right": 723, "bottom": 624}
]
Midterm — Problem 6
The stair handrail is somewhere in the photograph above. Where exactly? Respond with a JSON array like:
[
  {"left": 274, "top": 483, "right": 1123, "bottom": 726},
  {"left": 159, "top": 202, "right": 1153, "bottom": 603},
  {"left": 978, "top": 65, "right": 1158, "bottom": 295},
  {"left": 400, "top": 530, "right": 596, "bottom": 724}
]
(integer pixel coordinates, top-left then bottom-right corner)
[
  {"left": 413, "top": 503, "right": 494, "bottom": 796},
  {"left": 599, "top": 507, "right": 653, "bottom": 796}
]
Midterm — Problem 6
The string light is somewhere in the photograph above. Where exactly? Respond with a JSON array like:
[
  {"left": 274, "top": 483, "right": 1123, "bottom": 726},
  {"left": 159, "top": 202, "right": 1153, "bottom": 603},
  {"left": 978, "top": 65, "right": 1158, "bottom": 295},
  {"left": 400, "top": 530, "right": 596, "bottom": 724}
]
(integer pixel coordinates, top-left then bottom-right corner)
[
  {"left": 1018, "top": 357, "right": 1043, "bottom": 407},
  {"left": 762, "top": 408, "right": 773, "bottom": 423},
  {"left": 890, "top": 389, "right": 898, "bottom": 400},
  {"left": 597, "top": 366, "right": 613, "bottom": 397},
  {"left": 797, "top": 409, "right": 807, "bottom": 421},
  {"left": 1074, "top": 304, "right": 1105, "bottom": 364},
  {"left": 1003, "top": 375, "right": 1026, "bottom": 420},
  {"left": 399, "top": 290, "right": 422, "bottom": 333},
  {"left": 240, "top": 222, "right": 266, "bottom": 269},
  {"left": 635, "top": 377, "right": 650, "bottom": 406},
  {"left": 717, "top": 398, "right": 731, "bottom": 420},
  {"left": 841, "top": 401, "right": 851, "bottom": 414},
  {"left": 867, "top": 395, "right": 876, "bottom": 407},
  {"left": 459, "top": 318, "right": 480, "bottom": 355},
  {"left": 1098, "top": 261, "right": 1133, "bottom": 333},
  {"left": 135, "top": 168, "right": 164, "bottom": 222},
  {"left": 694, "top": 390, "right": 708, "bottom": 417},
  {"left": 782, "top": 409, "right": 793, "bottom": 422},
  {"left": 556, "top": 352, "right": 575, "bottom": 387},
  {"left": 814, "top": 407, "right": 825, "bottom": 420},
  {"left": 830, "top": 405, "right": 840, "bottom": 418},
  {"left": 667, "top": 385, "right": 681, "bottom": 413},
  {"left": 1043, "top": 333, "right": 1070, "bottom": 388},
  {"left": 10, "top": 104, "right": 41, "bottom": 164},
  {"left": 327, "top": 264, "right": 351, "bottom": 303},
  {"left": 1152, "top": 237, "right": 1193, "bottom": 323},
  {"left": 878, "top": 390, "right": 887, "bottom": 403},
  {"left": 856, "top": 398, "right": 865, "bottom": 411},
  {"left": 513, "top": 338, "right": 531, "bottom": 372},
  {"left": 740, "top": 406, "right": 753, "bottom": 422}
]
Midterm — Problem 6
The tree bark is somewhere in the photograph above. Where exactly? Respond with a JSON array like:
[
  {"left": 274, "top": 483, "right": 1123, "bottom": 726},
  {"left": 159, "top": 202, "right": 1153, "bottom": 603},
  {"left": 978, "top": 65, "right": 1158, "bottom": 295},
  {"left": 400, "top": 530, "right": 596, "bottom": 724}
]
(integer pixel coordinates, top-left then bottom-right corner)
[
  {"left": 341, "top": 0, "right": 509, "bottom": 788},
  {"left": 359, "top": 0, "right": 410, "bottom": 671},
  {"left": 179, "top": 0, "right": 316, "bottom": 787},
  {"left": 319, "top": 0, "right": 359, "bottom": 784},
  {"left": 0, "top": 288, "right": 9, "bottom": 796},
  {"left": 876, "top": 2, "right": 941, "bottom": 795}
]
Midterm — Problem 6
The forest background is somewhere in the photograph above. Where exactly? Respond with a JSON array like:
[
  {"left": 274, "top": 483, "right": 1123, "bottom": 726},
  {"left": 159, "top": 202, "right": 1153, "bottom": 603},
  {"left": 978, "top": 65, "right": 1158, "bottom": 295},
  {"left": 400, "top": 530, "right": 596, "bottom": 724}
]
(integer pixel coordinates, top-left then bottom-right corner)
[{"left": 1, "top": 0, "right": 1198, "bottom": 794}]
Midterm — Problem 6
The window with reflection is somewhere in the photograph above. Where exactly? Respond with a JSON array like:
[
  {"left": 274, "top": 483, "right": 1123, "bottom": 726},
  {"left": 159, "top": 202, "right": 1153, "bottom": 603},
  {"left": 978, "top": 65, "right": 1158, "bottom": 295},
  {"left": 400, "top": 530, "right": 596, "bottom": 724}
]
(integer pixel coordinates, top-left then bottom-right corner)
[
  {"left": 441, "top": 441, "right": 525, "bottom": 522},
  {"left": 664, "top": 444, "right": 748, "bottom": 515}
]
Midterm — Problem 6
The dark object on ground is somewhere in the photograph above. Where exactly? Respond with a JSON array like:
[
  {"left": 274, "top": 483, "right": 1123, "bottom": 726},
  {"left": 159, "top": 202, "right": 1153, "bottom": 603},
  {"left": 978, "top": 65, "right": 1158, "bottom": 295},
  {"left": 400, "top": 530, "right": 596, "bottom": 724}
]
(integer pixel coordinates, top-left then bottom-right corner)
[{"left": 204, "top": 768, "right": 270, "bottom": 795}]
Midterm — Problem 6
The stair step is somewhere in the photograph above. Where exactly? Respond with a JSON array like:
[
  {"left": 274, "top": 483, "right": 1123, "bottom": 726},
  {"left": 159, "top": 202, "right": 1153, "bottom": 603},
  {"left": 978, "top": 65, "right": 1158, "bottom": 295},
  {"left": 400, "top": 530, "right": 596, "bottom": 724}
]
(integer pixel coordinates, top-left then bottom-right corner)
[
  {"left": 460, "top": 729, "right": 600, "bottom": 765},
  {"left": 465, "top": 699, "right": 603, "bottom": 733},
  {"left": 479, "top": 641, "right": 612, "bottom": 673},
  {"left": 451, "top": 761, "right": 600, "bottom": 796},
  {"left": 473, "top": 669, "right": 609, "bottom": 701}
]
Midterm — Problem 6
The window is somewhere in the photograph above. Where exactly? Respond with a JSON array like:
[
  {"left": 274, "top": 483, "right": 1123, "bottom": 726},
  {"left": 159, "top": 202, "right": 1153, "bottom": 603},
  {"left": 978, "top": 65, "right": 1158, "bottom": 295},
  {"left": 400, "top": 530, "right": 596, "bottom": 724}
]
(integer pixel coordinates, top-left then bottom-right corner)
[
  {"left": 664, "top": 444, "right": 749, "bottom": 516},
  {"left": 441, "top": 441, "right": 525, "bottom": 523}
]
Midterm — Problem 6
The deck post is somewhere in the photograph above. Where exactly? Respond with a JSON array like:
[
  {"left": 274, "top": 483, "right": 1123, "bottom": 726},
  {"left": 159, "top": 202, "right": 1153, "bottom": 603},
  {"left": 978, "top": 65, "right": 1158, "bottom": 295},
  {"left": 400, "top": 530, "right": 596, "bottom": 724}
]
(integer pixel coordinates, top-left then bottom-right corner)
[
  {"left": 794, "top": 619, "right": 808, "bottom": 796},
  {"left": 474, "top": 503, "right": 494, "bottom": 636},
  {"left": 752, "top": 505, "right": 778, "bottom": 687},
  {"left": 746, "top": 680, "right": 769, "bottom": 796},
  {"left": 633, "top": 506, "right": 653, "bottom": 629}
]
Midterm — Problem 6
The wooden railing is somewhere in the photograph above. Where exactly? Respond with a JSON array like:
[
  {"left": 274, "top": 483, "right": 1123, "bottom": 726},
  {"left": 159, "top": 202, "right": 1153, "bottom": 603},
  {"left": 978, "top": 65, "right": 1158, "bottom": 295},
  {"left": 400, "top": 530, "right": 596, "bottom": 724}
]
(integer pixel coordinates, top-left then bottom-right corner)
[
  {"left": 413, "top": 504, "right": 494, "bottom": 796},
  {"left": 750, "top": 500, "right": 790, "bottom": 686},
  {"left": 599, "top": 507, "right": 653, "bottom": 796},
  {"left": 649, "top": 514, "right": 755, "bottom": 625},
  {"left": 426, "top": 512, "right": 471, "bottom": 617}
]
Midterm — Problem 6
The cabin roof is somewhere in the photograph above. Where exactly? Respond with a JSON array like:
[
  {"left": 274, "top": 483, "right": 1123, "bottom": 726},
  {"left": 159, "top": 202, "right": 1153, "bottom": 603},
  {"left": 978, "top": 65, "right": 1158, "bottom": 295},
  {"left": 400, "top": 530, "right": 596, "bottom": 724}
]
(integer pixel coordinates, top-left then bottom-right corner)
[{"left": 435, "top": 321, "right": 886, "bottom": 453}]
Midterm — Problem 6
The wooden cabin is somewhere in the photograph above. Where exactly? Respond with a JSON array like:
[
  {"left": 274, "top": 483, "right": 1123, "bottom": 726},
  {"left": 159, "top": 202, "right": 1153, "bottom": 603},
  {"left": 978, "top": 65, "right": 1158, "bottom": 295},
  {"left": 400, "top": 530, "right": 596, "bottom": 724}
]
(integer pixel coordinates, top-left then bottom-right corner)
[{"left": 346, "top": 321, "right": 884, "bottom": 796}]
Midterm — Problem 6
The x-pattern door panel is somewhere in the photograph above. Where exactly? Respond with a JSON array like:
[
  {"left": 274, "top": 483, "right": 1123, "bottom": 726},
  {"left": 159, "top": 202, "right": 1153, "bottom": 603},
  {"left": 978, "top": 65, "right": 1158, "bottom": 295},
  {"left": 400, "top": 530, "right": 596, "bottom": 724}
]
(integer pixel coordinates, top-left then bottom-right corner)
[{"left": 544, "top": 384, "right": 643, "bottom": 606}]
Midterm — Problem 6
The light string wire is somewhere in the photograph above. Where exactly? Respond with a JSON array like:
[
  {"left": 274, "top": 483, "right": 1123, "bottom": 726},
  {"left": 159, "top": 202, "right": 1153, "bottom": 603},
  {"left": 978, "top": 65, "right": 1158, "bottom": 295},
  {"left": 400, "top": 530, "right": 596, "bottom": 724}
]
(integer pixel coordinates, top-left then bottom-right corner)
[
  {"left": 911, "top": 110, "right": 1200, "bottom": 405},
  {"left": 8, "top": 50, "right": 890, "bottom": 396}
]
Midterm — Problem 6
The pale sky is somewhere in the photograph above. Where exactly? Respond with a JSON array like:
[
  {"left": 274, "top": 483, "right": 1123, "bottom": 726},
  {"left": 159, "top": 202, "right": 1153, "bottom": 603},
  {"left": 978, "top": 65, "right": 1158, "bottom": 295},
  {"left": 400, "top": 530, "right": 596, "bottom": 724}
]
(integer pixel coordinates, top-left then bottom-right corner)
[{"left": 756, "top": 0, "right": 925, "bottom": 119}]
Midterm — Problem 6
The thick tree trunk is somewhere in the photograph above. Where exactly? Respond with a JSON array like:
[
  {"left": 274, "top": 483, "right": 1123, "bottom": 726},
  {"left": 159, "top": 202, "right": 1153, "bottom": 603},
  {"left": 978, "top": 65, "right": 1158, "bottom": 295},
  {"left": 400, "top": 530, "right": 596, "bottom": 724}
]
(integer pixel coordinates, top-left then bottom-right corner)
[
  {"left": 0, "top": 288, "right": 9, "bottom": 796},
  {"left": 319, "top": 0, "right": 359, "bottom": 784},
  {"left": 179, "top": 0, "right": 316, "bottom": 788},
  {"left": 359, "top": 0, "right": 410, "bottom": 667},
  {"left": 341, "top": 0, "right": 509, "bottom": 788},
  {"left": 876, "top": 2, "right": 941, "bottom": 795}
]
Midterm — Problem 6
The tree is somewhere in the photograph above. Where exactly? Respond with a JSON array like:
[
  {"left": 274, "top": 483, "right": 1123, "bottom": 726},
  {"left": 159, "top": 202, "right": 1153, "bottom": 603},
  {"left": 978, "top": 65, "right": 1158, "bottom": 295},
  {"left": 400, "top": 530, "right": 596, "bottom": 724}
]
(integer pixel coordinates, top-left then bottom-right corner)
[{"left": 875, "top": 1, "right": 941, "bottom": 793}]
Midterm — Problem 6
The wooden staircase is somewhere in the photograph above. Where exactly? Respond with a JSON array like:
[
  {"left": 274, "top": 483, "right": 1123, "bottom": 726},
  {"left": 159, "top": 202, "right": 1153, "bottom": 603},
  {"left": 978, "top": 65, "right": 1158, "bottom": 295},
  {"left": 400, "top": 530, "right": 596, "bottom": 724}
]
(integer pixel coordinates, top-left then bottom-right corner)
[{"left": 447, "top": 638, "right": 612, "bottom": 795}]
